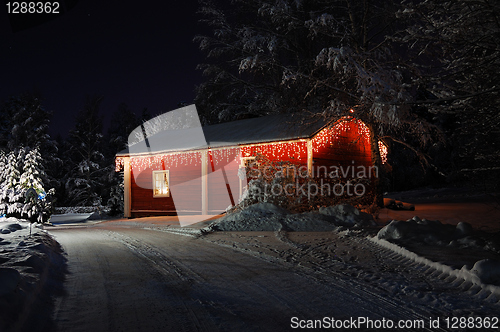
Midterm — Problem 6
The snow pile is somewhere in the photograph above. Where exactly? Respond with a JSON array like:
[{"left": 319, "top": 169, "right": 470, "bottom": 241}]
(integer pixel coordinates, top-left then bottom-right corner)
[
  {"left": 207, "top": 203, "right": 375, "bottom": 232},
  {"left": 209, "top": 203, "right": 288, "bottom": 231},
  {"left": 318, "top": 204, "right": 375, "bottom": 227},
  {"left": 0, "top": 217, "right": 65, "bottom": 331},
  {"left": 378, "top": 216, "right": 479, "bottom": 245},
  {"left": 377, "top": 216, "right": 467, "bottom": 244},
  {"left": 470, "top": 259, "right": 500, "bottom": 285},
  {"left": 1, "top": 221, "right": 23, "bottom": 234}
]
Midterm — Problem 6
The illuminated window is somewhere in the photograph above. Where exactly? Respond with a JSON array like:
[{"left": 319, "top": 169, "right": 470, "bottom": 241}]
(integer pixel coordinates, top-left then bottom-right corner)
[{"left": 153, "top": 170, "right": 170, "bottom": 197}]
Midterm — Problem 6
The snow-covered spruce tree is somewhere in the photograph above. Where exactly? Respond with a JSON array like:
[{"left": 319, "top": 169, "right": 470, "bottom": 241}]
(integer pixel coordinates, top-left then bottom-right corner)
[
  {"left": 3, "top": 150, "right": 21, "bottom": 191},
  {"left": 0, "top": 149, "right": 7, "bottom": 215},
  {"left": 19, "top": 147, "right": 46, "bottom": 192},
  {"left": 0, "top": 149, "right": 24, "bottom": 218},
  {"left": 107, "top": 171, "right": 124, "bottom": 216},
  {"left": 0, "top": 147, "right": 54, "bottom": 222},
  {"left": 65, "top": 96, "right": 107, "bottom": 207},
  {"left": 0, "top": 150, "right": 6, "bottom": 183},
  {"left": 2, "top": 93, "right": 51, "bottom": 150},
  {"left": 394, "top": 0, "right": 500, "bottom": 188},
  {"left": 195, "top": 0, "right": 443, "bottom": 206},
  {"left": 18, "top": 147, "right": 54, "bottom": 223}
]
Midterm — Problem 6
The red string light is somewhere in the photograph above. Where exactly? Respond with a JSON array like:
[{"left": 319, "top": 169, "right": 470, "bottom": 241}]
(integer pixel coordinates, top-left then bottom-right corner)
[
  {"left": 115, "top": 117, "right": 388, "bottom": 171},
  {"left": 312, "top": 116, "right": 370, "bottom": 153}
]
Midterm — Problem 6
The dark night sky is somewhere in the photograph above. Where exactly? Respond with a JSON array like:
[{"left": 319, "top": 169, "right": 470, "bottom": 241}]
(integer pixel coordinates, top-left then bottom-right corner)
[{"left": 0, "top": 1, "right": 205, "bottom": 137}]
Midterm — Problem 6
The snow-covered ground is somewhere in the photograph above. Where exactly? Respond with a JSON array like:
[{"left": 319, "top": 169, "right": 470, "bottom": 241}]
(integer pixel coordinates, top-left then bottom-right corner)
[
  {"left": 2, "top": 189, "right": 499, "bottom": 330},
  {"left": 0, "top": 217, "right": 65, "bottom": 332}
]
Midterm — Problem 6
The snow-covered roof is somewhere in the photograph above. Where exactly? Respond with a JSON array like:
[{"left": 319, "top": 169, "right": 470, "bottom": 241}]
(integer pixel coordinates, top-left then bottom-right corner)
[{"left": 117, "top": 113, "right": 327, "bottom": 157}]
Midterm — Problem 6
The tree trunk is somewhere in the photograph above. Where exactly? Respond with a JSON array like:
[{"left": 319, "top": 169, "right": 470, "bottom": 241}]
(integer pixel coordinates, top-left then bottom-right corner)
[{"left": 368, "top": 123, "right": 384, "bottom": 208}]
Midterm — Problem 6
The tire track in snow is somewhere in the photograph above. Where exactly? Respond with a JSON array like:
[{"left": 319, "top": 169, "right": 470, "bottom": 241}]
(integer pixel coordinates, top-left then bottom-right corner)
[
  {"left": 204, "top": 229, "right": 500, "bottom": 329},
  {"left": 279, "top": 230, "right": 500, "bottom": 318},
  {"left": 51, "top": 228, "right": 218, "bottom": 332},
  {"left": 106, "top": 227, "right": 441, "bottom": 331},
  {"left": 103, "top": 229, "right": 326, "bottom": 330},
  {"left": 200, "top": 231, "right": 441, "bottom": 330}
]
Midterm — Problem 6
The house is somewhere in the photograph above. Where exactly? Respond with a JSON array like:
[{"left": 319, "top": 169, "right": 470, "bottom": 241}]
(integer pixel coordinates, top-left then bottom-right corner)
[{"left": 115, "top": 110, "right": 387, "bottom": 218}]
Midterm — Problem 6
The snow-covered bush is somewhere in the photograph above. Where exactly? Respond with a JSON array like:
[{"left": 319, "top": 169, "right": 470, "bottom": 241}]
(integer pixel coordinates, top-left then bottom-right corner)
[
  {"left": 234, "top": 153, "right": 374, "bottom": 214},
  {"left": 208, "top": 202, "right": 374, "bottom": 232}
]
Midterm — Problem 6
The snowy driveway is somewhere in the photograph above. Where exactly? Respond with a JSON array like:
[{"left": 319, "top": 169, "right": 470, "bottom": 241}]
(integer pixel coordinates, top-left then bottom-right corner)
[{"left": 48, "top": 223, "right": 498, "bottom": 331}]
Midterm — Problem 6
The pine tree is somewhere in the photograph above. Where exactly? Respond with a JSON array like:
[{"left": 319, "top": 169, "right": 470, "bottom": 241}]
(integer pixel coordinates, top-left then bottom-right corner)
[
  {"left": 0, "top": 150, "right": 7, "bottom": 216},
  {"left": 4, "top": 149, "right": 20, "bottom": 190},
  {"left": 0, "top": 92, "right": 59, "bottom": 190},
  {"left": 107, "top": 171, "right": 124, "bottom": 216},
  {"left": 1, "top": 92, "right": 54, "bottom": 151},
  {"left": 0, "top": 149, "right": 7, "bottom": 187},
  {"left": 65, "top": 95, "right": 107, "bottom": 206}
]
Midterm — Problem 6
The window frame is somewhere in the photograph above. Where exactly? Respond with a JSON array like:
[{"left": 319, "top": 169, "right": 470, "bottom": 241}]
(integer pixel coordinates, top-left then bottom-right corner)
[{"left": 152, "top": 170, "right": 170, "bottom": 198}]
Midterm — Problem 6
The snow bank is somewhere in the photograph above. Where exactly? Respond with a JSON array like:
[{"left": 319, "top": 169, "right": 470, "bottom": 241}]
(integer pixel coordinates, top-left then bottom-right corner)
[
  {"left": 376, "top": 216, "right": 492, "bottom": 250},
  {"left": 0, "top": 217, "right": 65, "bottom": 331},
  {"left": 318, "top": 204, "right": 375, "bottom": 227},
  {"left": 49, "top": 213, "right": 93, "bottom": 224},
  {"left": 208, "top": 203, "right": 287, "bottom": 231},
  {"left": 374, "top": 215, "right": 500, "bottom": 296},
  {"left": 370, "top": 237, "right": 500, "bottom": 299},
  {"left": 207, "top": 203, "right": 375, "bottom": 232}
]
